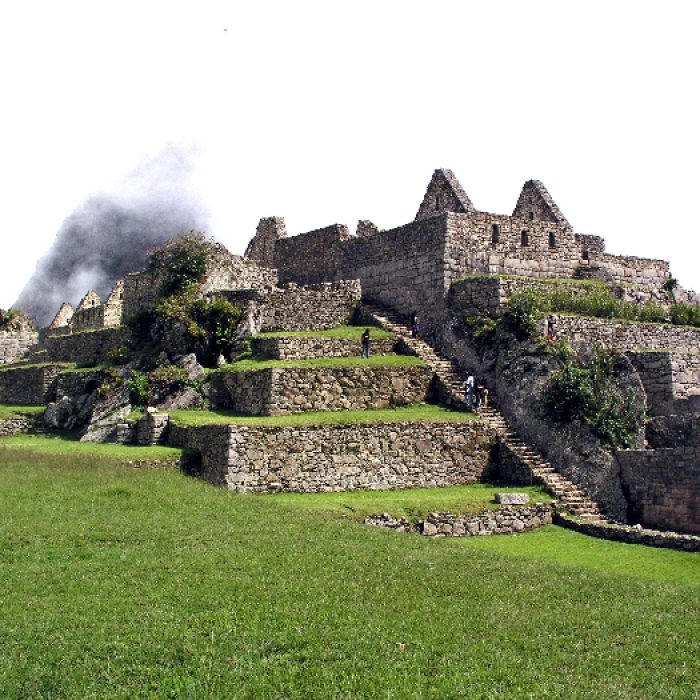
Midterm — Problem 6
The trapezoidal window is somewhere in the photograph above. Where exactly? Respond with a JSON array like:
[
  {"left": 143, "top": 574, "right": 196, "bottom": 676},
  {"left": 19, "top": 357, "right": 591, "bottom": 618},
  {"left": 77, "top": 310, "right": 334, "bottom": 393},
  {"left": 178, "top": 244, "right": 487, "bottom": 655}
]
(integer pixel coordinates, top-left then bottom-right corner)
[
  {"left": 521, "top": 229, "right": 530, "bottom": 247},
  {"left": 549, "top": 231, "right": 556, "bottom": 248},
  {"left": 529, "top": 211, "right": 535, "bottom": 221},
  {"left": 582, "top": 249, "right": 590, "bottom": 260},
  {"left": 491, "top": 223, "right": 500, "bottom": 245}
]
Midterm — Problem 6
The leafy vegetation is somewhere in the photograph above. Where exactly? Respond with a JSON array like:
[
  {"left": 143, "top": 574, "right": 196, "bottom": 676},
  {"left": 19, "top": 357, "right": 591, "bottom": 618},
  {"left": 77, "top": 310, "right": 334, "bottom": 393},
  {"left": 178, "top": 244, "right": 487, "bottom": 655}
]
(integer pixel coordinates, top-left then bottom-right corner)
[
  {"left": 170, "top": 404, "right": 478, "bottom": 427},
  {"left": 127, "top": 235, "right": 243, "bottom": 365},
  {"left": 543, "top": 344, "right": 644, "bottom": 448},
  {"left": 0, "top": 444, "right": 698, "bottom": 698}
]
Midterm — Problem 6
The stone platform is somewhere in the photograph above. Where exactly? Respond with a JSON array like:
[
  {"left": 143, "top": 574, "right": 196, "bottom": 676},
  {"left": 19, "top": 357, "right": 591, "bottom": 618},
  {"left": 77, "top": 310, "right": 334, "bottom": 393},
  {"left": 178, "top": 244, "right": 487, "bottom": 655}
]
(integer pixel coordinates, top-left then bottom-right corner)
[
  {"left": 169, "top": 419, "right": 494, "bottom": 493},
  {"left": 212, "top": 363, "right": 433, "bottom": 415}
]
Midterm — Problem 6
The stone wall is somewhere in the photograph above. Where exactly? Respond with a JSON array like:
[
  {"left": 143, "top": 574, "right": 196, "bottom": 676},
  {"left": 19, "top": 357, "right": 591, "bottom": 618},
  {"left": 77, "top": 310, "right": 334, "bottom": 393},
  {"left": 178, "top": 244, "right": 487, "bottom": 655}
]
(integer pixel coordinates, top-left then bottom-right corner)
[
  {"left": 445, "top": 212, "right": 581, "bottom": 283},
  {"left": 617, "top": 447, "right": 700, "bottom": 534},
  {"left": 625, "top": 351, "right": 700, "bottom": 416},
  {"left": 364, "top": 504, "right": 553, "bottom": 536},
  {"left": 0, "top": 329, "right": 39, "bottom": 364},
  {"left": 268, "top": 217, "right": 451, "bottom": 317},
  {"left": 646, "top": 414, "right": 700, "bottom": 448},
  {"left": 214, "top": 364, "right": 433, "bottom": 415},
  {"left": 419, "top": 503, "right": 552, "bottom": 536},
  {"left": 0, "top": 416, "right": 37, "bottom": 436},
  {"left": 556, "top": 317, "right": 700, "bottom": 353},
  {"left": 257, "top": 281, "right": 361, "bottom": 332},
  {"left": 555, "top": 512, "right": 700, "bottom": 551},
  {"left": 275, "top": 225, "right": 352, "bottom": 286},
  {"left": 250, "top": 335, "right": 396, "bottom": 361},
  {"left": 122, "top": 248, "right": 277, "bottom": 320},
  {"left": 169, "top": 420, "right": 495, "bottom": 493},
  {"left": 42, "top": 328, "right": 129, "bottom": 366},
  {"left": 588, "top": 252, "right": 670, "bottom": 288},
  {"left": 0, "top": 365, "right": 61, "bottom": 405}
]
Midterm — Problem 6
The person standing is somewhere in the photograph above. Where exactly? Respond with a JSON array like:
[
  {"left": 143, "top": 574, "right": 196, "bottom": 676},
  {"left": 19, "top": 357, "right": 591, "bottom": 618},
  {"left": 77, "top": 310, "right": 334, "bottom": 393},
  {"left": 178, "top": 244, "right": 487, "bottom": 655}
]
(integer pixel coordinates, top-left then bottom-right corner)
[
  {"left": 361, "top": 328, "right": 371, "bottom": 358},
  {"left": 411, "top": 312, "right": 420, "bottom": 339},
  {"left": 465, "top": 372, "right": 475, "bottom": 411}
]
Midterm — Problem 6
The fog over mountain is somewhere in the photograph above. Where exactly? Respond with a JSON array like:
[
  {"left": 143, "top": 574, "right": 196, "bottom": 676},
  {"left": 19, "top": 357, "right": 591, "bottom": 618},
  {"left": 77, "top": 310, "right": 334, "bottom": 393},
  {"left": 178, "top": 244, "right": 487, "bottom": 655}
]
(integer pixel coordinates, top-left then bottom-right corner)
[{"left": 15, "top": 146, "right": 209, "bottom": 326}]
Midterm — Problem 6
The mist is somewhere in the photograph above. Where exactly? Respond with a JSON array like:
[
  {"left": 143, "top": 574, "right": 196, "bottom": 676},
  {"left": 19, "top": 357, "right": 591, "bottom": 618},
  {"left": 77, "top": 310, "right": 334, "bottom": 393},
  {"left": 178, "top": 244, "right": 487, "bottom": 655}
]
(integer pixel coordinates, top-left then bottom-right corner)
[{"left": 14, "top": 145, "right": 209, "bottom": 326}]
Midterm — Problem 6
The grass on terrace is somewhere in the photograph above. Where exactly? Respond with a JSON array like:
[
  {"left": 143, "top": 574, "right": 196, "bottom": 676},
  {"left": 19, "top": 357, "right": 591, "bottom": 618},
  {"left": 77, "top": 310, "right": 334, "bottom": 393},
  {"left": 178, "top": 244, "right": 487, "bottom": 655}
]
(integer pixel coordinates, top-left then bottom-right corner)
[
  {"left": 0, "top": 438, "right": 698, "bottom": 699},
  {"left": 169, "top": 403, "right": 477, "bottom": 427},
  {"left": 255, "top": 325, "right": 394, "bottom": 340},
  {"left": 0, "top": 404, "right": 45, "bottom": 419},
  {"left": 220, "top": 354, "right": 425, "bottom": 372}
]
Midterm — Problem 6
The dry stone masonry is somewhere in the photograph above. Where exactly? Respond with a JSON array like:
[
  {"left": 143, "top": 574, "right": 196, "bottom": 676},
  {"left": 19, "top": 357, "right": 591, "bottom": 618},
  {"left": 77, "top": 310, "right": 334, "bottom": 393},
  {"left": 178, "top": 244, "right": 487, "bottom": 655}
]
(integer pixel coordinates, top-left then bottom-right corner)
[
  {"left": 169, "top": 420, "right": 494, "bottom": 493},
  {"left": 2, "top": 167, "right": 699, "bottom": 541}
]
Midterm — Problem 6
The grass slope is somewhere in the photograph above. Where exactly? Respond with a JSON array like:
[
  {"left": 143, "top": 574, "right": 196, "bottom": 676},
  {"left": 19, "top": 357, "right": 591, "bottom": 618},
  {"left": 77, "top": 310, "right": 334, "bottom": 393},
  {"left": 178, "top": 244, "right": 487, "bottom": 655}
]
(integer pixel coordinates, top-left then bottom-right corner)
[
  {"left": 169, "top": 404, "right": 479, "bottom": 427},
  {"left": 0, "top": 442, "right": 698, "bottom": 699}
]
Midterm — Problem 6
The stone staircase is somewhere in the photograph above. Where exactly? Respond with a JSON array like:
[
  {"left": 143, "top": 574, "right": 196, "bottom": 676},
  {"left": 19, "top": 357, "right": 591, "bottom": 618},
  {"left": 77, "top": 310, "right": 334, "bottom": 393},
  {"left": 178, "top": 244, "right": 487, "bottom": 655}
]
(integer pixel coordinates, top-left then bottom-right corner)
[{"left": 361, "top": 301, "right": 608, "bottom": 523}]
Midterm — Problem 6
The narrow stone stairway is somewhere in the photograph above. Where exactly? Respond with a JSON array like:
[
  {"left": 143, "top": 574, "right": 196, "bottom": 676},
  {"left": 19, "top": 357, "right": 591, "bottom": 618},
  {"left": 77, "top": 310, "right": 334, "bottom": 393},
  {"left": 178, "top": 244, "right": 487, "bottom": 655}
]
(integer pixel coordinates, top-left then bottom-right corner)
[{"left": 361, "top": 301, "right": 608, "bottom": 523}]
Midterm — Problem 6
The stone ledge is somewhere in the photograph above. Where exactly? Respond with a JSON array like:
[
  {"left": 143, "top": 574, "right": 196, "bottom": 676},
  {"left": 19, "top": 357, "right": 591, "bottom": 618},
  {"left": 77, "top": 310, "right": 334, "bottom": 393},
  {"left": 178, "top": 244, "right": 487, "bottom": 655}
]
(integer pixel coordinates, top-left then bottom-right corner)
[
  {"left": 250, "top": 335, "right": 396, "bottom": 361},
  {"left": 365, "top": 504, "right": 553, "bottom": 537},
  {"left": 213, "top": 364, "right": 433, "bottom": 415},
  {"left": 554, "top": 512, "right": 700, "bottom": 552},
  {"left": 169, "top": 420, "right": 495, "bottom": 493}
]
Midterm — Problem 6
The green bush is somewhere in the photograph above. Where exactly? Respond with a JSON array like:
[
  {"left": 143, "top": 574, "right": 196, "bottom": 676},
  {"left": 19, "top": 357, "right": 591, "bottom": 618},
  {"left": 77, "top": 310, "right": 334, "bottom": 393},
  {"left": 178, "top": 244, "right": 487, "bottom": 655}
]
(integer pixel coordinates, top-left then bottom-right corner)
[
  {"left": 127, "top": 370, "right": 150, "bottom": 407},
  {"left": 543, "top": 349, "right": 643, "bottom": 449},
  {"left": 150, "top": 232, "right": 213, "bottom": 298}
]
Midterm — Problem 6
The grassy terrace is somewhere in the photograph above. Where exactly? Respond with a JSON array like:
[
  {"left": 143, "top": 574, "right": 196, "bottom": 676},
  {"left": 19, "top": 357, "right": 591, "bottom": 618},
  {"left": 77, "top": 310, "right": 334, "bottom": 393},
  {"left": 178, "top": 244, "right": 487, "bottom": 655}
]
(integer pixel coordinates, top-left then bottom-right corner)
[
  {"left": 0, "top": 361, "right": 75, "bottom": 372},
  {"left": 0, "top": 404, "right": 45, "bottom": 420},
  {"left": 0, "top": 433, "right": 183, "bottom": 462},
  {"left": 0, "top": 438, "right": 698, "bottom": 698},
  {"left": 219, "top": 354, "right": 425, "bottom": 372},
  {"left": 169, "top": 404, "right": 478, "bottom": 427},
  {"left": 255, "top": 325, "right": 394, "bottom": 340}
]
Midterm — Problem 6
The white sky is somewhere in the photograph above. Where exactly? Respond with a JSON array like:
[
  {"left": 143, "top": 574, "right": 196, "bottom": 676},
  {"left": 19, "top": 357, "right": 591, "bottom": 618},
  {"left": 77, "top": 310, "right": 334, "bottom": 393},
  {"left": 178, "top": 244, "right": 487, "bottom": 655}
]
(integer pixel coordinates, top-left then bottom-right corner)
[{"left": 1, "top": 0, "right": 699, "bottom": 308}]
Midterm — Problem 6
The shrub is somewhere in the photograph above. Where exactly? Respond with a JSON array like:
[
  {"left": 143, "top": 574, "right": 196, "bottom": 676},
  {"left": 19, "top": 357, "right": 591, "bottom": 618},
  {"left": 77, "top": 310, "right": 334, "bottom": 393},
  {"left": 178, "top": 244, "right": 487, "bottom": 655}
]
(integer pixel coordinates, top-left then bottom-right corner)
[
  {"left": 501, "top": 289, "right": 540, "bottom": 340},
  {"left": 543, "top": 349, "right": 643, "bottom": 449},
  {"left": 127, "top": 370, "right": 150, "bottom": 407},
  {"left": 149, "top": 232, "right": 214, "bottom": 298}
]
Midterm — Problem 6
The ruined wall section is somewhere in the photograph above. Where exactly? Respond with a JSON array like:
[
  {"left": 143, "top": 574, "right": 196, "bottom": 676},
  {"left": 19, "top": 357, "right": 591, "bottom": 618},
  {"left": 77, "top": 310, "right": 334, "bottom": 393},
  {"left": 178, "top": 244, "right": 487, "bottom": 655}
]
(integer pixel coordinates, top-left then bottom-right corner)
[
  {"left": 42, "top": 327, "right": 129, "bottom": 367},
  {"left": 275, "top": 225, "right": 351, "bottom": 286},
  {"left": 587, "top": 252, "right": 670, "bottom": 288},
  {"left": 556, "top": 317, "right": 700, "bottom": 353},
  {"left": 0, "top": 329, "right": 40, "bottom": 364},
  {"left": 244, "top": 217, "right": 287, "bottom": 269},
  {"left": 122, "top": 250, "right": 277, "bottom": 321},
  {"left": 618, "top": 448, "right": 700, "bottom": 534},
  {"left": 0, "top": 365, "right": 62, "bottom": 405},
  {"left": 342, "top": 216, "right": 450, "bottom": 315}
]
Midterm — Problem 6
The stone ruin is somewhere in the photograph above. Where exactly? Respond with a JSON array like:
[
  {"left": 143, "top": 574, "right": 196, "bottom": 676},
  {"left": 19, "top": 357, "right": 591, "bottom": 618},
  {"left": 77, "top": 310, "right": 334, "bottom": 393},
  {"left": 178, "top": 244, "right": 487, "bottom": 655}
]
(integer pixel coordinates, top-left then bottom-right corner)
[{"left": 1, "top": 169, "right": 699, "bottom": 543}]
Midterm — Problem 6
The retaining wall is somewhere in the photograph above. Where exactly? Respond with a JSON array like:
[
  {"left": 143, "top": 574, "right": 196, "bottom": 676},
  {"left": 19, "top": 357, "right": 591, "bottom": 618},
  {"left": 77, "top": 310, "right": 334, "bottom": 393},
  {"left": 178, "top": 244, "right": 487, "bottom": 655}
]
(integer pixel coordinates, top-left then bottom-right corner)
[
  {"left": 41, "top": 328, "right": 129, "bottom": 366},
  {"left": 213, "top": 364, "right": 433, "bottom": 415},
  {"left": 0, "top": 365, "right": 61, "bottom": 405},
  {"left": 0, "top": 330, "right": 39, "bottom": 364},
  {"left": 557, "top": 317, "right": 700, "bottom": 352},
  {"left": 169, "top": 420, "right": 494, "bottom": 493},
  {"left": 0, "top": 416, "right": 38, "bottom": 436},
  {"left": 250, "top": 335, "right": 396, "bottom": 361},
  {"left": 617, "top": 447, "right": 700, "bottom": 535}
]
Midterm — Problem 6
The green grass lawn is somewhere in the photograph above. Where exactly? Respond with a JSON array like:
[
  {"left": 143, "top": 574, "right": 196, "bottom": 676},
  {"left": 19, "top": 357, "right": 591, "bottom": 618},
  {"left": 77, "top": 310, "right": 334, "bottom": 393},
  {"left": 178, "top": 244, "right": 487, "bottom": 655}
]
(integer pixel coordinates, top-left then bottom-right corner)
[
  {"left": 255, "top": 325, "right": 394, "bottom": 340},
  {"left": 0, "top": 404, "right": 45, "bottom": 419},
  {"left": 0, "top": 439, "right": 698, "bottom": 699},
  {"left": 169, "top": 404, "right": 479, "bottom": 427},
  {"left": 221, "top": 354, "right": 425, "bottom": 372}
]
